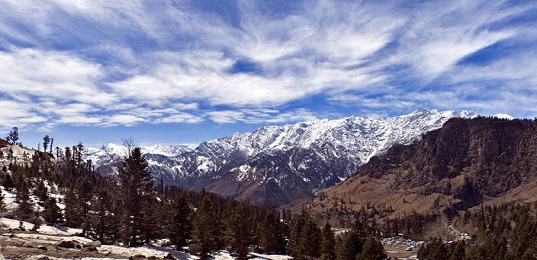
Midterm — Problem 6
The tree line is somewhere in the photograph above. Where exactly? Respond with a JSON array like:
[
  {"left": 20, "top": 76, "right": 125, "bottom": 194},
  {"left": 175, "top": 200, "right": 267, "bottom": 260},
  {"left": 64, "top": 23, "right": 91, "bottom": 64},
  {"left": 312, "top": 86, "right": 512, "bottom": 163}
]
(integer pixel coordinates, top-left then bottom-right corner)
[
  {"left": 0, "top": 138, "right": 387, "bottom": 259},
  {"left": 418, "top": 203, "right": 537, "bottom": 259}
]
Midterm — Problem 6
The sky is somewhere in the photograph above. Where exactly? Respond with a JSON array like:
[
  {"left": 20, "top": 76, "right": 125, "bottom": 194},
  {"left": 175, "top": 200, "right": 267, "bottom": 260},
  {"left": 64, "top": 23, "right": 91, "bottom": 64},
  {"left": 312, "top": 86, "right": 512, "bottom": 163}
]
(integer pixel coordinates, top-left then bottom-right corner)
[{"left": 0, "top": 0, "right": 537, "bottom": 148}]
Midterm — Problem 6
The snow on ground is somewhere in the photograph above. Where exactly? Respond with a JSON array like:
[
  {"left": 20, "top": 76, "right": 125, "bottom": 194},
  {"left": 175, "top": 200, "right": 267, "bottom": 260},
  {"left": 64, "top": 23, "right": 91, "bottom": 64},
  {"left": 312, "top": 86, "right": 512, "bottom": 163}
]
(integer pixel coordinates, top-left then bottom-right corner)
[
  {"left": 0, "top": 217, "right": 292, "bottom": 259},
  {"left": 0, "top": 217, "right": 82, "bottom": 236},
  {"left": 1, "top": 186, "right": 17, "bottom": 211},
  {"left": 25, "top": 256, "right": 122, "bottom": 260},
  {"left": 98, "top": 245, "right": 172, "bottom": 258},
  {"left": 250, "top": 252, "right": 292, "bottom": 259},
  {"left": 13, "top": 232, "right": 95, "bottom": 246}
]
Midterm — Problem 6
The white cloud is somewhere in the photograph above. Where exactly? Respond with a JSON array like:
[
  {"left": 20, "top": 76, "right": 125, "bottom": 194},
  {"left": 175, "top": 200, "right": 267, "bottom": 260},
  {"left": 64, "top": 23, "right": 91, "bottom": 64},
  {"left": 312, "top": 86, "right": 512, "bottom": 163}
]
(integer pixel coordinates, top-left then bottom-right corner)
[
  {"left": 0, "top": 100, "right": 48, "bottom": 128},
  {"left": 206, "top": 111, "right": 245, "bottom": 124},
  {"left": 154, "top": 114, "right": 203, "bottom": 124},
  {"left": 391, "top": 0, "right": 520, "bottom": 80},
  {"left": 59, "top": 116, "right": 102, "bottom": 124},
  {"left": 0, "top": 48, "right": 112, "bottom": 106},
  {"left": 0, "top": 0, "right": 536, "bottom": 132},
  {"left": 205, "top": 108, "right": 318, "bottom": 124},
  {"left": 105, "top": 114, "right": 146, "bottom": 126}
]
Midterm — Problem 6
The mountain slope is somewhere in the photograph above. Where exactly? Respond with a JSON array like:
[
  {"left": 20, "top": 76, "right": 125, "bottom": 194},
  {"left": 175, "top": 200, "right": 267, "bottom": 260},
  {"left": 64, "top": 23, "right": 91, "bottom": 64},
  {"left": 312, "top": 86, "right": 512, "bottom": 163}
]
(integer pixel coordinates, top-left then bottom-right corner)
[
  {"left": 297, "top": 116, "right": 537, "bottom": 224},
  {"left": 89, "top": 109, "right": 473, "bottom": 205}
]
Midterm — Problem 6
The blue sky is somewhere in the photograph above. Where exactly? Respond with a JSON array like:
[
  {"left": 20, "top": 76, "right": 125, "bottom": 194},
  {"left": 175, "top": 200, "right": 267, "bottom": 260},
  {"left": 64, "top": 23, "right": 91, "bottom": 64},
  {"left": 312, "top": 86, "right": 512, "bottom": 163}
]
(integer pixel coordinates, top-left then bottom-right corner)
[{"left": 0, "top": 0, "right": 536, "bottom": 148}]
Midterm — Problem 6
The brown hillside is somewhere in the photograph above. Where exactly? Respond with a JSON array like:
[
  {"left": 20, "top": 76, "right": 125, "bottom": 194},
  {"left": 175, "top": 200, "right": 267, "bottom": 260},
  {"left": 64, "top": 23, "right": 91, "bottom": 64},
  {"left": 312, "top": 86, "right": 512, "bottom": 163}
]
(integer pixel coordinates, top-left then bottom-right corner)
[
  {"left": 0, "top": 138, "right": 9, "bottom": 148},
  {"left": 293, "top": 117, "right": 537, "bottom": 226}
]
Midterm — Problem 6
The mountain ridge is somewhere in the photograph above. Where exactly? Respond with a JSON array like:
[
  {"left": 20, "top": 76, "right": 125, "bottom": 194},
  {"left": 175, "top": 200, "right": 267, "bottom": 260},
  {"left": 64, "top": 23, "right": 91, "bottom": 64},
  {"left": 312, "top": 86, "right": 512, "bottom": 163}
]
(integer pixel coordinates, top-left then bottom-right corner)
[
  {"left": 88, "top": 109, "right": 475, "bottom": 205},
  {"left": 295, "top": 116, "right": 537, "bottom": 225}
]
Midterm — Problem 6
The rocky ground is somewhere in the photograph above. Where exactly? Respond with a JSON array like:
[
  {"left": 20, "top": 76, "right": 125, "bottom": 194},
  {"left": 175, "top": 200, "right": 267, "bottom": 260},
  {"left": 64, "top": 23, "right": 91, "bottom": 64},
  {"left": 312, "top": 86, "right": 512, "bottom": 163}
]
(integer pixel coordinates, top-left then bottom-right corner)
[
  {"left": 0, "top": 218, "right": 292, "bottom": 260},
  {"left": 0, "top": 217, "right": 189, "bottom": 259}
]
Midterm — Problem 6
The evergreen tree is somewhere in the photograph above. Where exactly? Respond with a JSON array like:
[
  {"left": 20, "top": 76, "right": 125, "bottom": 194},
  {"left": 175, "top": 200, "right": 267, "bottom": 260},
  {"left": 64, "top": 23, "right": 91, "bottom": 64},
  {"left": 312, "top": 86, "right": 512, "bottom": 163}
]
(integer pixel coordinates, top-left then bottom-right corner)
[
  {"left": 169, "top": 195, "right": 192, "bottom": 250},
  {"left": 43, "top": 135, "right": 50, "bottom": 153},
  {"left": 64, "top": 187, "right": 82, "bottom": 227},
  {"left": 118, "top": 147, "right": 155, "bottom": 246},
  {"left": 225, "top": 201, "right": 253, "bottom": 260},
  {"left": 32, "top": 211, "right": 43, "bottom": 231},
  {"left": 298, "top": 219, "right": 321, "bottom": 258},
  {"left": 6, "top": 127, "right": 19, "bottom": 145},
  {"left": 34, "top": 180, "right": 49, "bottom": 203},
  {"left": 357, "top": 236, "right": 386, "bottom": 260},
  {"left": 43, "top": 197, "right": 63, "bottom": 224},
  {"left": 336, "top": 231, "right": 364, "bottom": 260},
  {"left": 64, "top": 147, "right": 72, "bottom": 162},
  {"left": 2, "top": 173, "right": 14, "bottom": 190},
  {"left": 90, "top": 184, "right": 119, "bottom": 243},
  {"left": 257, "top": 213, "right": 286, "bottom": 254},
  {"left": 417, "top": 238, "right": 447, "bottom": 260},
  {"left": 75, "top": 142, "right": 85, "bottom": 166},
  {"left": 449, "top": 241, "right": 466, "bottom": 260},
  {"left": 321, "top": 222, "right": 336, "bottom": 260},
  {"left": 190, "top": 196, "right": 221, "bottom": 259},
  {"left": 77, "top": 175, "right": 95, "bottom": 236},
  {"left": 287, "top": 214, "right": 306, "bottom": 257},
  {"left": 55, "top": 146, "right": 62, "bottom": 159},
  {"left": 15, "top": 180, "right": 34, "bottom": 220}
]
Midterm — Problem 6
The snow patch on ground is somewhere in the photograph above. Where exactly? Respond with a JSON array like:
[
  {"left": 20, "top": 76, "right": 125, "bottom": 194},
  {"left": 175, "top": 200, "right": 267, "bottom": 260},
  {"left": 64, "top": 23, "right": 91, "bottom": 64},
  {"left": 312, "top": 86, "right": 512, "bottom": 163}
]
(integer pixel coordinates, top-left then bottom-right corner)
[{"left": 0, "top": 218, "right": 82, "bottom": 236}]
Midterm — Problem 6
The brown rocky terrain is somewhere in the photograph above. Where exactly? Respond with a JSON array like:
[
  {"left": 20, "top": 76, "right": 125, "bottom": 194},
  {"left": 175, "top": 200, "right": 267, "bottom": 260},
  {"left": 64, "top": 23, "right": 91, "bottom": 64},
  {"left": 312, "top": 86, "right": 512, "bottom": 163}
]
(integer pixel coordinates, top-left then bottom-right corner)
[{"left": 294, "top": 117, "right": 537, "bottom": 226}]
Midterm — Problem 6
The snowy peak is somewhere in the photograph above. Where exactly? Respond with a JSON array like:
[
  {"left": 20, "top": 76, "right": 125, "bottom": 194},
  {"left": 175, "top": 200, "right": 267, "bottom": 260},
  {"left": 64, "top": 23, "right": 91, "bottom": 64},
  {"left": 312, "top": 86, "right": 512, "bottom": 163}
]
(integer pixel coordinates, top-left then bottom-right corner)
[
  {"left": 142, "top": 144, "right": 196, "bottom": 157},
  {"left": 493, "top": 113, "right": 514, "bottom": 120},
  {"left": 88, "top": 109, "right": 474, "bottom": 205}
]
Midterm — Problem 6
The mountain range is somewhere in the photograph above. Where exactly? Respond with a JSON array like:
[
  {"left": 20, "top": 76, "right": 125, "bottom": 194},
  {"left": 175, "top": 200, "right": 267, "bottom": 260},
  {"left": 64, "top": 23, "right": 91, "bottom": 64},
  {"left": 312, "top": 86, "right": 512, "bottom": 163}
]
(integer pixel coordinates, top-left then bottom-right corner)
[
  {"left": 87, "top": 109, "right": 474, "bottom": 205},
  {"left": 296, "top": 116, "right": 537, "bottom": 224}
]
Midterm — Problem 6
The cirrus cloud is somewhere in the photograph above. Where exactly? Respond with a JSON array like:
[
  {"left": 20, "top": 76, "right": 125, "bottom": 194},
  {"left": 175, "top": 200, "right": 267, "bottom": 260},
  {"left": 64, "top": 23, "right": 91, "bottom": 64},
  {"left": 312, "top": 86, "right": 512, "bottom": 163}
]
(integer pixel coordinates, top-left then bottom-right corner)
[{"left": 0, "top": 0, "right": 535, "bottom": 145}]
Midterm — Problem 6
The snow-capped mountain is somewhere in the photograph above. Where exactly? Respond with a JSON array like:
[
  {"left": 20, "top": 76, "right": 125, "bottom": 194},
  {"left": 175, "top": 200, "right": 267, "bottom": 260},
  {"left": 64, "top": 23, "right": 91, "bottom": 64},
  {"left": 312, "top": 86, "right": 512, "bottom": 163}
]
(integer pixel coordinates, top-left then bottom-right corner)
[{"left": 88, "top": 109, "right": 474, "bottom": 205}]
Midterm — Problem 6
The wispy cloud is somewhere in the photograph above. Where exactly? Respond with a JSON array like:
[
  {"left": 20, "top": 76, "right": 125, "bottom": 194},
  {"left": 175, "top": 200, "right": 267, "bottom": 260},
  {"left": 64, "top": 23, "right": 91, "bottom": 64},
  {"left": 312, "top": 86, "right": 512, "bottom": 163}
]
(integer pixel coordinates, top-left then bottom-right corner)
[{"left": 0, "top": 0, "right": 536, "bottom": 135}]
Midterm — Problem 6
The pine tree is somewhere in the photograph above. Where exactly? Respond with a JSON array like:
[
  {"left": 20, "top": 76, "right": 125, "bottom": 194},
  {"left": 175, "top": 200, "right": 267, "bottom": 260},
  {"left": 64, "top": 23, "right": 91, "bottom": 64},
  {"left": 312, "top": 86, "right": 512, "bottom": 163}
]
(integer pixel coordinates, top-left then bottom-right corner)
[
  {"left": 15, "top": 180, "right": 34, "bottom": 220},
  {"left": 288, "top": 214, "right": 306, "bottom": 258},
  {"left": 32, "top": 211, "right": 43, "bottom": 231},
  {"left": 417, "top": 237, "right": 447, "bottom": 260},
  {"left": 90, "top": 184, "right": 118, "bottom": 243},
  {"left": 449, "top": 241, "right": 466, "bottom": 260},
  {"left": 43, "top": 197, "right": 63, "bottom": 225},
  {"left": 190, "top": 196, "right": 221, "bottom": 259},
  {"left": 64, "top": 187, "right": 82, "bottom": 227},
  {"left": 169, "top": 195, "right": 192, "bottom": 250},
  {"left": 336, "top": 231, "right": 364, "bottom": 260},
  {"left": 43, "top": 135, "right": 50, "bottom": 153},
  {"left": 34, "top": 180, "right": 49, "bottom": 203},
  {"left": 2, "top": 173, "right": 14, "bottom": 190},
  {"left": 356, "top": 236, "right": 387, "bottom": 260},
  {"left": 257, "top": 213, "right": 286, "bottom": 254},
  {"left": 75, "top": 142, "right": 85, "bottom": 166},
  {"left": 118, "top": 147, "right": 155, "bottom": 246},
  {"left": 64, "top": 147, "right": 72, "bottom": 162},
  {"left": 321, "top": 222, "right": 336, "bottom": 260},
  {"left": 77, "top": 175, "right": 95, "bottom": 236},
  {"left": 225, "top": 201, "right": 253, "bottom": 260},
  {"left": 298, "top": 219, "right": 321, "bottom": 258},
  {"left": 6, "top": 127, "right": 19, "bottom": 145}
]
